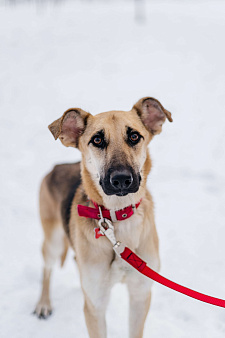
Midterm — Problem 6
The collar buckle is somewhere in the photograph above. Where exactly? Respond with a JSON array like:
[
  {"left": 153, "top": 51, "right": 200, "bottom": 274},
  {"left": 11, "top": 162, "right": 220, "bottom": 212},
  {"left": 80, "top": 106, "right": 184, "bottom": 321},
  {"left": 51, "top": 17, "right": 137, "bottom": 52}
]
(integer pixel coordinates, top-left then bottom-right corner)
[{"left": 109, "top": 209, "right": 118, "bottom": 222}]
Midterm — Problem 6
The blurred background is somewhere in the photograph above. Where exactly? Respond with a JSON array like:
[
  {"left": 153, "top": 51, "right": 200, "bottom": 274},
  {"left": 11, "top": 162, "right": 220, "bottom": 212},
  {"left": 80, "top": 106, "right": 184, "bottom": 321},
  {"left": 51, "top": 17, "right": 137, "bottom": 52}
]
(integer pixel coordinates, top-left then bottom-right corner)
[{"left": 1, "top": 0, "right": 225, "bottom": 337}]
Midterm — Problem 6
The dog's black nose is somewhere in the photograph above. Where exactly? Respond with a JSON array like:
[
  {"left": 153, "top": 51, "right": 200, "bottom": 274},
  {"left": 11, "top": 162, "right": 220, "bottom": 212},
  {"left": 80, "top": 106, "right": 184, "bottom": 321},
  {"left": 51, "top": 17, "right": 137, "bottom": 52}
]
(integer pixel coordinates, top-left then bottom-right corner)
[{"left": 110, "top": 170, "right": 133, "bottom": 191}]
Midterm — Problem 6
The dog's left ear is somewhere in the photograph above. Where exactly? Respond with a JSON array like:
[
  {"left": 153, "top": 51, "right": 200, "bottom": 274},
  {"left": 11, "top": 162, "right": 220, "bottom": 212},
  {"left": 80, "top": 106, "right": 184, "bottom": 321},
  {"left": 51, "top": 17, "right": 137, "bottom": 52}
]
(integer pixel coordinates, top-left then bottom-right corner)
[
  {"left": 133, "top": 97, "right": 173, "bottom": 135},
  {"left": 48, "top": 108, "right": 90, "bottom": 147}
]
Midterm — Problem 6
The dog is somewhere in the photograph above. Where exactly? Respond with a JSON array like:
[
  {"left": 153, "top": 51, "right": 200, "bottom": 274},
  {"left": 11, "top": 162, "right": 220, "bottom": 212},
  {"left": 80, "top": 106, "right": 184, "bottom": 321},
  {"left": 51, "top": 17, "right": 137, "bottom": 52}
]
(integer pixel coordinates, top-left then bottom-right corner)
[{"left": 34, "top": 97, "right": 172, "bottom": 338}]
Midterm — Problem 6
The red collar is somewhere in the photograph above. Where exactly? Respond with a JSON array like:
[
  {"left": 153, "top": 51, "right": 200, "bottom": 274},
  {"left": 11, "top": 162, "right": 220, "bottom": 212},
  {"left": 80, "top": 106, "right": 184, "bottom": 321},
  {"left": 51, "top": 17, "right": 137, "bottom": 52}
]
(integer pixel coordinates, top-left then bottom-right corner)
[{"left": 77, "top": 200, "right": 142, "bottom": 222}]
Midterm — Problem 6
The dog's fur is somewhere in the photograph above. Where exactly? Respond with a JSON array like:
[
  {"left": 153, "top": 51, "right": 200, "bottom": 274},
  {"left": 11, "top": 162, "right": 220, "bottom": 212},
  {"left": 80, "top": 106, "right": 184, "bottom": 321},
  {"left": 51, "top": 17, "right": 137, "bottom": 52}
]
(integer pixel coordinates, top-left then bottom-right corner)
[{"left": 34, "top": 97, "right": 172, "bottom": 338}]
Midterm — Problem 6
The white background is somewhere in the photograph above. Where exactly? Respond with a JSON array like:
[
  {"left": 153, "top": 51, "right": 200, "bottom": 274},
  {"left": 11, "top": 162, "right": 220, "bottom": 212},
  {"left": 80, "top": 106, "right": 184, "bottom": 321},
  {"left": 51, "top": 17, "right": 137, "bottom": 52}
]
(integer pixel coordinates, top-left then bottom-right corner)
[{"left": 1, "top": 0, "right": 225, "bottom": 337}]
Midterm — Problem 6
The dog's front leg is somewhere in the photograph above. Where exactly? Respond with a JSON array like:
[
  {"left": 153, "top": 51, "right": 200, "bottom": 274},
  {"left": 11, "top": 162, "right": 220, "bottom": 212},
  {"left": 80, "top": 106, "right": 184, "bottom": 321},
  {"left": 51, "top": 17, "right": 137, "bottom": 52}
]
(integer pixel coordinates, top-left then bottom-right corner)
[
  {"left": 79, "top": 260, "right": 112, "bottom": 338},
  {"left": 127, "top": 274, "right": 153, "bottom": 338},
  {"left": 83, "top": 292, "right": 107, "bottom": 338}
]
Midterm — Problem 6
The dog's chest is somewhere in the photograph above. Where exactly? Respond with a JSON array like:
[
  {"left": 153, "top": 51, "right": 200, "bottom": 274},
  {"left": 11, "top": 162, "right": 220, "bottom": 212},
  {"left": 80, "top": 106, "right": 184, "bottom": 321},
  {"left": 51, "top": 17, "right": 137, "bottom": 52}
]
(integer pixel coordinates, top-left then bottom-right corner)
[
  {"left": 109, "top": 213, "right": 144, "bottom": 283},
  {"left": 114, "top": 212, "right": 143, "bottom": 249}
]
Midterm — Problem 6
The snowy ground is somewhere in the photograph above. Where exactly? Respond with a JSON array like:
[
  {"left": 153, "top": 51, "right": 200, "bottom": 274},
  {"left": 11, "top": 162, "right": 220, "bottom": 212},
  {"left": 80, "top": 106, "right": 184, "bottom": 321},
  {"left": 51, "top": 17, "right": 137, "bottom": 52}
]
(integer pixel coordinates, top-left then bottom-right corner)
[{"left": 1, "top": 0, "right": 225, "bottom": 337}]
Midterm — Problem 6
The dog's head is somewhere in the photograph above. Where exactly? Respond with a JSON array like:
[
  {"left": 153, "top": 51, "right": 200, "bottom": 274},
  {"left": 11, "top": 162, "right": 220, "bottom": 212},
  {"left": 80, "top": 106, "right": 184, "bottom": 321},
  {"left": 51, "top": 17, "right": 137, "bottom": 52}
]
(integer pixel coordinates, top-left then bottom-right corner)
[{"left": 49, "top": 97, "right": 172, "bottom": 207}]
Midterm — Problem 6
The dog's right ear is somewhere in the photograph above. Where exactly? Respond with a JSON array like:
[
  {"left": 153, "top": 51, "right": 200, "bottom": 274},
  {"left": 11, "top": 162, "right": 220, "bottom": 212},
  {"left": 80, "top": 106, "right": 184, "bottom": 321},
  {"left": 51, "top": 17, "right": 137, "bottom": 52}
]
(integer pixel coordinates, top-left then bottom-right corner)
[
  {"left": 133, "top": 97, "right": 173, "bottom": 135},
  {"left": 48, "top": 108, "right": 90, "bottom": 148}
]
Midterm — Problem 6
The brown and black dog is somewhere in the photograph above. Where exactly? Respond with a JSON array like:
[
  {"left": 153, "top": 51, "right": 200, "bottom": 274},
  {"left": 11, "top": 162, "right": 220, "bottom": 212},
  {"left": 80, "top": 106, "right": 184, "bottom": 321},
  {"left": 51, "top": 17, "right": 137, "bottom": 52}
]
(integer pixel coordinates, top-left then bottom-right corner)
[{"left": 34, "top": 97, "right": 172, "bottom": 338}]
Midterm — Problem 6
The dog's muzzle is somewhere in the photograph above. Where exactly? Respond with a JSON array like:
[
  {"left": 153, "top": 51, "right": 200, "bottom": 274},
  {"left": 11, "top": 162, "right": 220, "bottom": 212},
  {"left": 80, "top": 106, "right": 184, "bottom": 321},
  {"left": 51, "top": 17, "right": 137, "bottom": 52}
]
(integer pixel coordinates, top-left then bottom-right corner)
[{"left": 100, "top": 167, "right": 141, "bottom": 196}]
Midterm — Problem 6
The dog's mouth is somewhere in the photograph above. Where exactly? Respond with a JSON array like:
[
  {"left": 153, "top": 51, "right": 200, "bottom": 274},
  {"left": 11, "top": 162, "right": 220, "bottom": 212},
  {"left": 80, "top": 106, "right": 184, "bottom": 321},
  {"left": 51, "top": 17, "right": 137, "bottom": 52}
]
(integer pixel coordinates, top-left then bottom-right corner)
[
  {"left": 115, "top": 191, "right": 128, "bottom": 197},
  {"left": 99, "top": 167, "right": 141, "bottom": 196}
]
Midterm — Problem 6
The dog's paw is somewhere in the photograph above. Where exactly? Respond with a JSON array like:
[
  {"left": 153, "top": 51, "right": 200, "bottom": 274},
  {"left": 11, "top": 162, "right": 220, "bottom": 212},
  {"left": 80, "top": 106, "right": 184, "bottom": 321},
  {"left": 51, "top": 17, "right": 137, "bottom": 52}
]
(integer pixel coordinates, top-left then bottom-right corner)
[{"left": 33, "top": 300, "right": 52, "bottom": 319}]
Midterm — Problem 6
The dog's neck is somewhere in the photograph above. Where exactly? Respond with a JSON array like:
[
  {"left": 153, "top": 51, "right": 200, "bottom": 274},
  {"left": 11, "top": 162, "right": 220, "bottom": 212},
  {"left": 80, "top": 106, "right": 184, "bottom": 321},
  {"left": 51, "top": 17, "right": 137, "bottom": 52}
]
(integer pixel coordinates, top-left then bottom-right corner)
[
  {"left": 81, "top": 154, "right": 152, "bottom": 210},
  {"left": 100, "top": 190, "right": 144, "bottom": 210}
]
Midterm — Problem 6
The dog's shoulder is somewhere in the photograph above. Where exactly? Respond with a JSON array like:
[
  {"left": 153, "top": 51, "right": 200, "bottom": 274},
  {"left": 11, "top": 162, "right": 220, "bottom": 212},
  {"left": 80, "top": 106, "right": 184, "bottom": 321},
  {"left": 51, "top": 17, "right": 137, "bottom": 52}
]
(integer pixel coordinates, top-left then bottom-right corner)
[{"left": 46, "top": 162, "right": 81, "bottom": 197}]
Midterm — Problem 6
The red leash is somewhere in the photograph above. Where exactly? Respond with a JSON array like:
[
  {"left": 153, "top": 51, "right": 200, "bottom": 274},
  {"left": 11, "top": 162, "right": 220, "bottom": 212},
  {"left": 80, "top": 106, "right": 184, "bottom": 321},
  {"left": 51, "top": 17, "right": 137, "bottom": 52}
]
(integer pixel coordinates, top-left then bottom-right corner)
[
  {"left": 78, "top": 202, "right": 225, "bottom": 308},
  {"left": 120, "top": 246, "right": 225, "bottom": 308}
]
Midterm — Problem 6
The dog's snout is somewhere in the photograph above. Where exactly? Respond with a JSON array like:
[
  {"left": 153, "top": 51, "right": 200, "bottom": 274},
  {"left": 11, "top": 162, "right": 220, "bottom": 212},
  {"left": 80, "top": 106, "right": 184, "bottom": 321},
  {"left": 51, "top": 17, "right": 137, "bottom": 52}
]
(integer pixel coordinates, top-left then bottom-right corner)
[
  {"left": 101, "top": 166, "right": 140, "bottom": 196},
  {"left": 110, "top": 170, "right": 133, "bottom": 190}
]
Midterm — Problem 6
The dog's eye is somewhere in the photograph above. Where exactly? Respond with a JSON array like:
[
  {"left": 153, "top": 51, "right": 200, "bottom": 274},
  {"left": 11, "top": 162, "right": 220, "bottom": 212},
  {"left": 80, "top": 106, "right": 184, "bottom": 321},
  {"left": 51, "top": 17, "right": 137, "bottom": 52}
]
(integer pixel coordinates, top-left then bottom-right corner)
[
  {"left": 129, "top": 132, "right": 140, "bottom": 144},
  {"left": 89, "top": 133, "right": 106, "bottom": 149},
  {"left": 93, "top": 136, "right": 102, "bottom": 145},
  {"left": 130, "top": 133, "right": 139, "bottom": 142}
]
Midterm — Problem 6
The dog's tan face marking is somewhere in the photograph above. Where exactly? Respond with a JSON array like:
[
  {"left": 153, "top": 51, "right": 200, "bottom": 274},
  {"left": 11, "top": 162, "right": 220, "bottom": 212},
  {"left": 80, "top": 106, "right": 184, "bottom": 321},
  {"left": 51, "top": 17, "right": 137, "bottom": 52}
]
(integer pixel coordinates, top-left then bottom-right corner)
[{"left": 49, "top": 97, "right": 172, "bottom": 205}]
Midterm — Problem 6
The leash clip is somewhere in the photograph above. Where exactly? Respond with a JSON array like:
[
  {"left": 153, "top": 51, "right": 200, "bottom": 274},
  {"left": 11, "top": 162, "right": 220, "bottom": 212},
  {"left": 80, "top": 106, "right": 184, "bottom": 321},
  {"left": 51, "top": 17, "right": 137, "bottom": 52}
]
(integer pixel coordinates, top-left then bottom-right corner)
[
  {"left": 113, "top": 241, "right": 126, "bottom": 257},
  {"left": 98, "top": 217, "right": 117, "bottom": 245},
  {"left": 97, "top": 206, "right": 118, "bottom": 246},
  {"left": 97, "top": 206, "right": 125, "bottom": 256}
]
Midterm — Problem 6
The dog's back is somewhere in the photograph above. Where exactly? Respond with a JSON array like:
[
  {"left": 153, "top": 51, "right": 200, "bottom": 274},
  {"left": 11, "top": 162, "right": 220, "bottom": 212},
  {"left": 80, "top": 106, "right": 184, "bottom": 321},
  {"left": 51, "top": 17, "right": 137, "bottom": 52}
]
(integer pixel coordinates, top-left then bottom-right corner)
[{"left": 44, "top": 162, "right": 81, "bottom": 232}]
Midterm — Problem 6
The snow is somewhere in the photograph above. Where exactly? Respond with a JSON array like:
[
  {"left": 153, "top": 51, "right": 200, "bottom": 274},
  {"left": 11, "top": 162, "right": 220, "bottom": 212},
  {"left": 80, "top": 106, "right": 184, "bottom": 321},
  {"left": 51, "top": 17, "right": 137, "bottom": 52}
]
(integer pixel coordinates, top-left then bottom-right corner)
[{"left": 1, "top": 0, "right": 225, "bottom": 337}]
